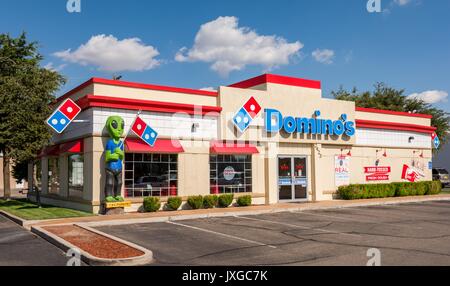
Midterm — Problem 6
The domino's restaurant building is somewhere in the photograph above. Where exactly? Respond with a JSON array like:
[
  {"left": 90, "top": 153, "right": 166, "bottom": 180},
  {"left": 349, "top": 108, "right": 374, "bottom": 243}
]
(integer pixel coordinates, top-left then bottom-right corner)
[{"left": 27, "top": 74, "right": 435, "bottom": 214}]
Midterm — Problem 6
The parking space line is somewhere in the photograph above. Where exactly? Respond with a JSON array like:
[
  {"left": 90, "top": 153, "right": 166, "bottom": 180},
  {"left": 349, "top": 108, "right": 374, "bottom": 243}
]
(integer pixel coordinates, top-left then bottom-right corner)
[
  {"left": 237, "top": 216, "right": 360, "bottom": 238},
  {"left": 295, "top": 211, "right": 421, "bottom": 229},
  {"left": 166, "top": 221, "right": 277, "bottom": 249}
]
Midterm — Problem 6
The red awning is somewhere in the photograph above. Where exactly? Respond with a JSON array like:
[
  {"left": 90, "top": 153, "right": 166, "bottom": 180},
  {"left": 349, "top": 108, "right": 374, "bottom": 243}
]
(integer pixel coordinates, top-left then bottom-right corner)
[
  {"left": 59, "top": 140, "right": 84, "bottom": 154},
  {"left": 125, "top": 138, "right": 184, "bottom": 153},
  {"left": 37, "top": 145, "right": 60, "bottom": 158},
  {"left": 210, "top": 141, "right": 259, "bottom": 155},
  {"left": 37, "top": 139, "right": 84, "bottom": 158}
]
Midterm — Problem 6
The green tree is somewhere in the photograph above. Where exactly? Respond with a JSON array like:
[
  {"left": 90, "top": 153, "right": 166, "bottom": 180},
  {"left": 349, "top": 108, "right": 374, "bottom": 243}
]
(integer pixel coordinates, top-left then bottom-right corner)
[
  {"left": 332, "top": 83, "right": 450, "bottom": 149},
  {"left": 0, "top": 33, "right": 65, "bottom": 199}
]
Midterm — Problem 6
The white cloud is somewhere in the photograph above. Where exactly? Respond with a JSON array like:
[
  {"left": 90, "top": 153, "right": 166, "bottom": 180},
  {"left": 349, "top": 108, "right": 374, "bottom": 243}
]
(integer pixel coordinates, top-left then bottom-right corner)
[
  {"left": 344, "top": 50, "right": 353, "bottom": 63},
  {"left": 408, "top": 90, "right": 448, "bottom": 104},
  {"left": 394, "top": 0, "right": 412, "bottom": 6},
  {"left": 54, "top": 34, "right": 160, "bottom": 72},
  {"left": 175, "top": 16, "right": 303, "bottom": 77},
  {"left": 199, "top": 87, "right": 217, "bottom": 92},
  {"left": 384, "top": 0, "right": 415, "bottom": 13},
  {"left": 312, "top": 49, "right": 335, "bottom": 64},
  {"left": 43, "top": 62, "right": 66, "bottom": 72}
]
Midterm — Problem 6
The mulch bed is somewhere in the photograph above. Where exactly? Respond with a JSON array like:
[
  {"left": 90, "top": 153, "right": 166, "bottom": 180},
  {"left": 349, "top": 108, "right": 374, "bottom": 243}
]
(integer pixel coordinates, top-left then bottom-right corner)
[{"left": 43, "top": 225, "right": 144, "bottom": 259}]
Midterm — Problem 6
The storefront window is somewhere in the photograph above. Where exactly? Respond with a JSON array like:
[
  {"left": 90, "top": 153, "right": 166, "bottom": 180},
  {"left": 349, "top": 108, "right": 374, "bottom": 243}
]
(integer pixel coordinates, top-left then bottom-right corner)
[
  {"left": 210, "top": 155, "right": 252, "bottom": 194},
  {"left": 68, "top": 154, "right": 84, "bottom": 196},
  {"left": 48, "top": 157, "right": 60, "bottom": 194},
  {"left": 124, "top": 153, "right": 178, "bottom": 198}
]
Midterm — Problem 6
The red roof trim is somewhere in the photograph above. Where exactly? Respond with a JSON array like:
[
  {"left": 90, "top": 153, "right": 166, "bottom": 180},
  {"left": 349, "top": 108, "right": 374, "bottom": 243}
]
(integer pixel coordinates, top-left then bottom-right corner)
[
  {"left": 57, "top": 77, "right": 218, "bottom": 103},
  {"left": 356, "top": 119, "right": 437, "bottom": 134},
  {"left": 229, "top": 74, "right": 321, "bottom": 90},
  {"left": 356, "top": 107, "right": 433, "bottom": 119},
  {"left": 125, "top": 138, "right": 184, "bottom": 153},
  {"left": 210, "top": 141, "right": 259, "bottom": 155},
  {"left": 76, "top": 95, "right": 222, "bottom": 116}
]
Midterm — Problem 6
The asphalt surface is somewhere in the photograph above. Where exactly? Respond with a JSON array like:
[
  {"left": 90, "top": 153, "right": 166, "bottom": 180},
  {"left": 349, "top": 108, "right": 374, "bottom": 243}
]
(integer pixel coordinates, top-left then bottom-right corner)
[
  {"left": 0, "top": 215, "right": 70, "bottom": 266},
  {"left": 97, "top": 201, "right": 450, "bottom": 266}
]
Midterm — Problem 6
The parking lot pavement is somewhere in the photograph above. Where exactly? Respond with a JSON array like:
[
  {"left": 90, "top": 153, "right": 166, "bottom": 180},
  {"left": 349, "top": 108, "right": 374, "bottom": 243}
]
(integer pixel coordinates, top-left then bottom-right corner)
[
  {"left": 97, "top": 201, "right": 450, "bottom": 266},
  {"left": 0, "top": 215, "right": 70, "bottom": 266}
]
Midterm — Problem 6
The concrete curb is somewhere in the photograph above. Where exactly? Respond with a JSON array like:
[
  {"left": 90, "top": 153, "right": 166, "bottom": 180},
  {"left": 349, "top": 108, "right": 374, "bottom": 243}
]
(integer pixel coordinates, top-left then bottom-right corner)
[
  {"left": 83, "top": 196, "right": 450, "bottom": 228},
  {"left": 31, "top": 224, "right": 154, "bottom": 266},
  {"left": 0, "top": 210, "right": 39, "bottom": 230}
]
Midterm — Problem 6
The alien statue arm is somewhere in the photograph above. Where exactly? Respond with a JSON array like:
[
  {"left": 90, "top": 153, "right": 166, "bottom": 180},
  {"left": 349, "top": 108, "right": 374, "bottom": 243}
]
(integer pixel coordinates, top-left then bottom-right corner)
[{"left": 105, "top": 149, "right": 120, "bottom": 163}]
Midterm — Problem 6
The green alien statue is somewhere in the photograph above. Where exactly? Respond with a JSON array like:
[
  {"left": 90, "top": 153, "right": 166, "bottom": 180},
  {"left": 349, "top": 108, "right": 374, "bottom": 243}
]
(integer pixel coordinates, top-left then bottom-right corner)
[{"left": 104, "top": 116, "right": 125, "bottom": 203}]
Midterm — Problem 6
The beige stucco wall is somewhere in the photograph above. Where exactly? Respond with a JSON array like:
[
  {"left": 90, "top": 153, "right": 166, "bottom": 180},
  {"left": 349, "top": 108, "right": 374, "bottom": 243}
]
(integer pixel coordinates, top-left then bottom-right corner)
[
  {"left": 60, "top": 85, "right": 94, "bottom": 103},
  {"left": 312, "top": 145, "right": 433, "bottom": 200},
  {"left": 93, "top": 83, "right": 218, "bottom": 107},
  {"left": 218, "top": 84, "right": 356, "bottom": 146},
  {"left": 356, "top": 110, "right": 431, "bottom": 126},
  {"left": 178, "top": 142, "right": 210, "bottom": 197}
]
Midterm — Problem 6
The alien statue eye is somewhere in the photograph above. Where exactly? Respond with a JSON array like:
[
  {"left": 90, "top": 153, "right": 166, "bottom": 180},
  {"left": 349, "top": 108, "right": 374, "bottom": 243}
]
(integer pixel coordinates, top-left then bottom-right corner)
[
  {"left": 112, "top": 120, "right": 118, "bottom": 129},
  {"left": 121, "top": 121, "right": 125, "bottom": 129}
]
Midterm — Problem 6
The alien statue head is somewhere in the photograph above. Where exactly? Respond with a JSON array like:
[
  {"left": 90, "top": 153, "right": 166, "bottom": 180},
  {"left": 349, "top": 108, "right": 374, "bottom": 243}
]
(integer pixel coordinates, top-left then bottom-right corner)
[{"left": 106, "top": 116, "right": 125, "bottom": 141}]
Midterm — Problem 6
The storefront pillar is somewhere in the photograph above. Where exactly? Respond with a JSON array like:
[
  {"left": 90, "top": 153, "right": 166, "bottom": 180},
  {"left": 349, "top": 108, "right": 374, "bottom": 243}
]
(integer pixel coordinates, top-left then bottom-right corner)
[
  {"left": 265, "top": 142, "right": 279, "bottom": 204},
  {"left": 40, "top": 158, "right": 49, "bottom": 195},
  {"left": 311, "top": 144, "right": 322, "bottom": 202},
  {"left": 58, "top": 155, "right": 69, "bottom": 197}
]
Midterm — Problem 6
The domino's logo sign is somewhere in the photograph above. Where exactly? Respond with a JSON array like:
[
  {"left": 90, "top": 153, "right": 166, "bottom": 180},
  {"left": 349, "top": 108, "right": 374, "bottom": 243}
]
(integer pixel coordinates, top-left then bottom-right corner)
[
  {"left": 46, "top": 99, "right": 81, "bottom": 134},
  {"left": 131, "top": 116, "right": 159, "bottom": 147},
  {"left": 233, "top": 97, "right": 262, "bottom": 133},
  {"left": 432, "top": 132, "right": 440, "bottom": 149}
]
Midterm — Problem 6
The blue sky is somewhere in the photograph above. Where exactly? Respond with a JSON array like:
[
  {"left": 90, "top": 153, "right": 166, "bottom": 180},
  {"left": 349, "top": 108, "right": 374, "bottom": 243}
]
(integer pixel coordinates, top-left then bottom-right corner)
[{"left": 1, "top": 0, "right": 449, "bottom": 112}]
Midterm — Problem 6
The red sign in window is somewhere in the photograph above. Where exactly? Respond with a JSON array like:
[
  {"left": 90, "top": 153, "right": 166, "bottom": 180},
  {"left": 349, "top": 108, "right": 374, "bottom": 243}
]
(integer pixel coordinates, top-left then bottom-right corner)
[{"left": 364, "top": 166, "right": 391, "bottom": 181}]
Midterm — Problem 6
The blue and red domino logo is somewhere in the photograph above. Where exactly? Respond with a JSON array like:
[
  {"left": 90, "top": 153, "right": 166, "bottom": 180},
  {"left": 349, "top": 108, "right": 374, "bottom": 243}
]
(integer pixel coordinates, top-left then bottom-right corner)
[
  {"left": 46, "top": 99, "right": 82, "bottom": 134},
  {"left": 233, "top": 97, "right": 262, "bottom": 132},
  {"left": 432, "top": 132, "right": 440, "bottom": 149},
  {"left": 131, "top": 116, "right": 159, "bottom": 147}
]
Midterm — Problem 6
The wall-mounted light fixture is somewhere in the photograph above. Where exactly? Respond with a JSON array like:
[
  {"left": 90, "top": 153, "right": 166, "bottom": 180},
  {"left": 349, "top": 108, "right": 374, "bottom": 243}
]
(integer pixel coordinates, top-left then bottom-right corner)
[
  {"left": 408, "top": 136, "right": 415, "bottom": 143},
  {"left": 191, "top": 123, "right": 200, "bottom": 133},
  {"left": 413, "top": 150, "right": 424, "bottom": 158},
  {"left": 340, "top": 148, "right": 352, "bottom": 157}
]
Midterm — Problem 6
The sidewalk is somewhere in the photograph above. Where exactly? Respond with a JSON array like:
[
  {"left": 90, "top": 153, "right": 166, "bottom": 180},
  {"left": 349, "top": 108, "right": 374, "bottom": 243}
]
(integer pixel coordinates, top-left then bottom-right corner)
[{"left": 28, "top": 194, "right": 450, "bottom": 228}]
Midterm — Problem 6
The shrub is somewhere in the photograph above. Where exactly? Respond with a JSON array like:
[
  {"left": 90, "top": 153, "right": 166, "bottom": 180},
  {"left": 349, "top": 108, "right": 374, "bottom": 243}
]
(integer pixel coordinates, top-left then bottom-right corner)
[
  {"left": 187, "top": 195, "right": 203, "bottom": 210},
  {"left": 218, "top": 194, "right": 234, "bottom": 208},
  {"left": 143, "top": 197, "right": 161, "bottom": 212},
  {"left": 428, "top": 181, "right": 442, "bottom": 195},
  {"left": 167, "top": 197, "right": 182, "bottom": 211},
  {"left": 203, "top": 195, "right": 219, "bottom": 209},
  {"left": 237, "top": 195, "right": 252, "bottom": 207},
  {"left": 416, "top": 182, "right": 427, "bottom": 196},
  {"left": 338, "top": 181, "right": 438, "bottom": 200}
]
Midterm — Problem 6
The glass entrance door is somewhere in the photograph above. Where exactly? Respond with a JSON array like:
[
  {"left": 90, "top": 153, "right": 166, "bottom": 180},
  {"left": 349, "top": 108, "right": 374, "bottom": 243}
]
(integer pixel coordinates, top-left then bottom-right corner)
[{"left": 278, "top": 157, "right": 308, "bottom": 201}]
